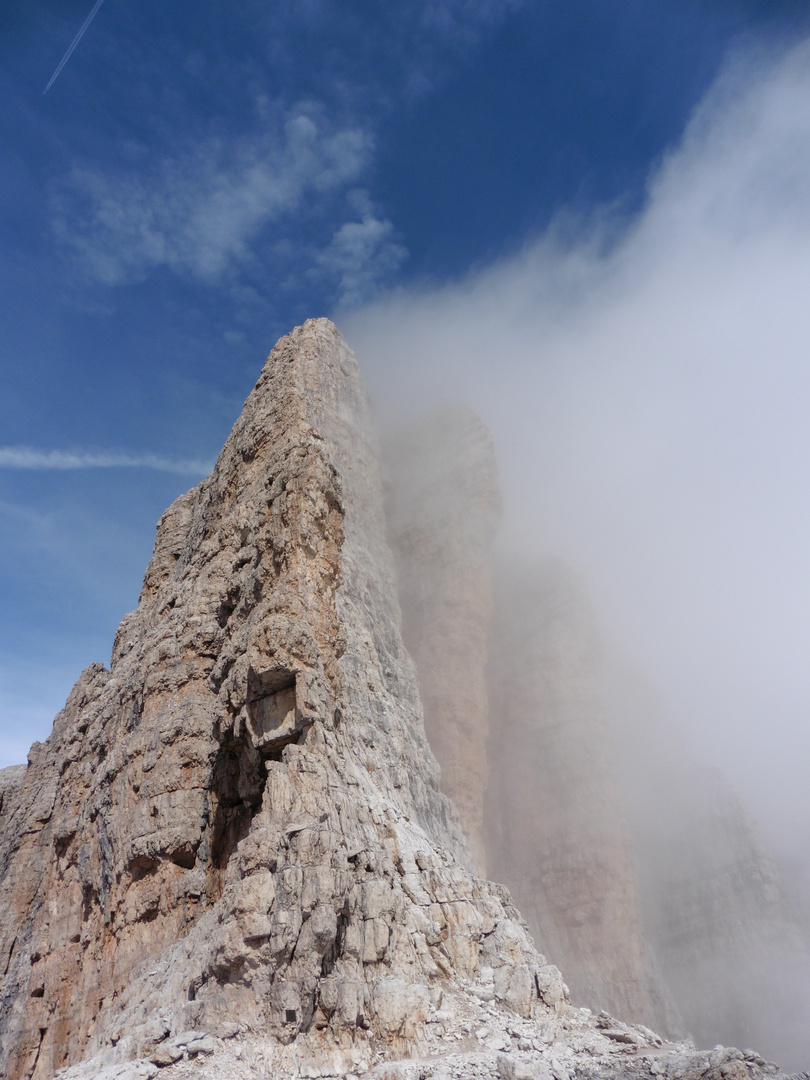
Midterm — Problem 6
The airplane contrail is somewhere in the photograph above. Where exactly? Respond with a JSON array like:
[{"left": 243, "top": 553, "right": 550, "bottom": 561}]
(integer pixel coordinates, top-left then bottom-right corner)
[
  {"left": 0, "top": 446, "right": 213, "bottom": 476},
  {"left": 44, "top": 0, "right": 107, "bottom": 94}
]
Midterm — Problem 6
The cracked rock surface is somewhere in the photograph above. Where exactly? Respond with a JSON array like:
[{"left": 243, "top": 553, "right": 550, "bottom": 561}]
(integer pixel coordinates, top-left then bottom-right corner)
[
  {"left": 1, "top": 320, "right": 805, "bottom": 1080},
  {"left": 0, "top": 321, "right": 562, "bottom": 1080},
  {"left": 54, "top": 992, "right": 807, "bottom": 1080}
]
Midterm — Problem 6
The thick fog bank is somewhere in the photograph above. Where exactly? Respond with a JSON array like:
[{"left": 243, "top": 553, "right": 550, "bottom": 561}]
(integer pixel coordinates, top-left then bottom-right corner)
[
  {"left": 345, "top": 33, "right": 810, "bottom": 878},
  {"left": 344, "top": 37, "right": 810, "bottom": 1068}
]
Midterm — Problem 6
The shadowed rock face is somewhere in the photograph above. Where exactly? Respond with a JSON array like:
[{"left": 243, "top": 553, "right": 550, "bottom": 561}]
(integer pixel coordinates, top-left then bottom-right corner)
[
  {"left": 0, "top": 321, "right": 561, "bottom": 1080},
  {"left": 384, "top": 406, "right": 501, "bottom": 873},
  {"left": 486, "top": 563, "right": 680, "bottom": 1034},
  {"left": 384, "top": 415, "right": 677, "bottom": 1034}
]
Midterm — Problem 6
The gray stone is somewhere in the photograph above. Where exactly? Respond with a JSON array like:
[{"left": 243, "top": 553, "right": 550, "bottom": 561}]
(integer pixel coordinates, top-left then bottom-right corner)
[
  {"left": 1, "top": 320, "right": 803, "bottom": 1080},
  {"left": 0, "top": 321, "right": 562, "bottom": 1080}
]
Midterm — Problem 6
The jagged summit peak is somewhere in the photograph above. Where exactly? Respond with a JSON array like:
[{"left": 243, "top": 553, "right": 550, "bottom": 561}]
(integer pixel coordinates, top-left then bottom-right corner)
[
  {"left": 0, "top": 321, "right": 802, "bottom": 1080},
  {"left": 0, "top": 321, "right": 557, "bottom": 1080}
]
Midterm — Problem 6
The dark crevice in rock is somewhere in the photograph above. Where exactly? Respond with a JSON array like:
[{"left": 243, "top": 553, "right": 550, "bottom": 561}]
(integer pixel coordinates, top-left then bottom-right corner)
[
  {"left": 217, "top": 585, "right": 239, "bottom": 628},
  {"left": 128, "top": 857, "right": 158, "bottom": 882},
  {"left": 207, "top": 735, "right": 267, "bottom": 889},
  {"left": 30, "top": 1027, "right": 46, "bottom": 1077},
  {"left": 321, "top": 902, "right": 350, "bottom": 979},
  {"left": 169, "top": 846, "right": 197, "bottom": 870}
]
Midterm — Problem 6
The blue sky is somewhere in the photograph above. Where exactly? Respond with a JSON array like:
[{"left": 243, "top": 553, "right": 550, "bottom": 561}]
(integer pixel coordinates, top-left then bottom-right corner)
[{"left": 2, "top": 0, "right": 810, "bottom": 797}]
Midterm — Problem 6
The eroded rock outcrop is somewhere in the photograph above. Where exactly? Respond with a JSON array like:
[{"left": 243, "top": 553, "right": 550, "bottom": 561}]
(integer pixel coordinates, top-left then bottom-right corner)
[
  {"left": 0, "top": 320, "right": 805, "bottom": 1080},
  {"left": 0, "top": 321, "right": 561, "bottom": 1080}
]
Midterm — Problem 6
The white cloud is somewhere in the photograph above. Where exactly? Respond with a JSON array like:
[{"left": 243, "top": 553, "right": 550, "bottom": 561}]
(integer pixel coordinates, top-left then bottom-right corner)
[
  {"left": 52, "top": 105, "right": 373, "bottom": 284},
  {"left": 0, "top": 447, "right": 211, "bottom": 475},
  {"left": 420, "top": 0, "right": 525, "bottom": 37},
  {"left": 313, "top": 192, "right": 408, "bottom": 308},
  {"left": 344, "top": 38, "right": 810, "bottom": 852}
]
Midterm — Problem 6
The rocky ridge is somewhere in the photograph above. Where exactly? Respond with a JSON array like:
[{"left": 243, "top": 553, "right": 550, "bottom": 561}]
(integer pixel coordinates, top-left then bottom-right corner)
[
  {"left": 384, "top": 418, "right": 675, "bottom": 1032},
  {"left": 53, "top": 992, "right": 792, "bottom": 1080},
  {"left": 0, "top": 321, "right": 562, "bottom": 1080},
  {"left": 0, "top": 320, "right": 806, "bottom": 1080}
]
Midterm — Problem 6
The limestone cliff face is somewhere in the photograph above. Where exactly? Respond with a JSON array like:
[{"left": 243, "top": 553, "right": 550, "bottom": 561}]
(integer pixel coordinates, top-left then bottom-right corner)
[
  {"left": 1, "top": 321, "right": 807, "bottom": 1080},
  {"left": 0, "top": 321, "right": 561, "bottom": 1080},
  {"left": 385, "top": 415, "right": 675, "bottom": 1034},
  {"left": 384, "top": 407, "right": 500, "bottom": 872},
  {"left": 486, "top": 562, "right": 679, "bottom": 1034}
]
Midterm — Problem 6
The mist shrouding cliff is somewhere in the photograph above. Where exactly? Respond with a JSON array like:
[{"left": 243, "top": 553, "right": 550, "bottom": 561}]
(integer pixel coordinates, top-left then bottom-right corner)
[
  {"left": 382, "top": 406, "right": 810, "bottom": 1069},
  {"left": 344, "top": 37, "right": 810, "bottom": 1070},
  {"left": 4, "top": 319, "right": 807, "bottom": 1080},
  {"left": 2, "top": 29, "right": 810, "bottom": 1078}
]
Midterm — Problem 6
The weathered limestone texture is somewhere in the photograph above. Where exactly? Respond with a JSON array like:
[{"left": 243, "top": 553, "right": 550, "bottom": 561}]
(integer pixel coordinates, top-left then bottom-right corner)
[
  {"left": 384, "top": 407, "right": 500, "bottom": 872},
  {"left": 0, "top": 762, "right": 27, "bottom": 817},
  {"left": 486, "top": 561, "right": 679, "bottom": 1034},
  {"left": 0, "top": 321, "right": 561, "bottom": 1080},
  {"left": 54, "top": 997, "right": 797, "bottom": 1080}
]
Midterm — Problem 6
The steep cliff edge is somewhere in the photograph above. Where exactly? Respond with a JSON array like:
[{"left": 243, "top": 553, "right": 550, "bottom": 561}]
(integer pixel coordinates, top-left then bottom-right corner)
[
  {"left": 384, "top": 407, "right": 500, "bottom": 873},
  {"left": 0, "top": 321, "right": 561, "bottom": 1080},
  {"left": 385, "top": 416, "right": 675, "bottom": 1034},
  {"left": 0, "top": 320, "right": 804, "bottom": 1080}
]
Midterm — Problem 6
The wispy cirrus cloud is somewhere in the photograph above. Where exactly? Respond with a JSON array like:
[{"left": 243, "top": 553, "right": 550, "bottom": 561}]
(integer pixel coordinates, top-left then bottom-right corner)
[
  {"left": 0, "top": 447, "right": 212, "bottom": 475},
  {"left": 420, "top": 0, "right": 525, "bottom": 35},
  {"left": 52, "top": 104, "right": 374, "bottom": 285}
]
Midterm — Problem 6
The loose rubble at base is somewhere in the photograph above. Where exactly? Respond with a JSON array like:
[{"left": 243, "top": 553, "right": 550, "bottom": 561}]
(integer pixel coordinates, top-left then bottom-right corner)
[{"left": 54, "top": 992, "right": 800, "bottom": 1080}]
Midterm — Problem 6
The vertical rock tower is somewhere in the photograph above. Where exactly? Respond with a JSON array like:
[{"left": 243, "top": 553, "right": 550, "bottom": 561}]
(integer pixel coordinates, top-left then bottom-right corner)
[
  {"left": 1, "top": 319, "right": 806, "bottom": 1080},
  {"left": 384, "top": 407, "right": 500, "bottom": 872},
  {"left": 384, "top": 416, "right": 676, "bottom": 1035},
  {"left": 0, "top": 321, "right": 561, "bottom": 1080},
  {"left": 487, "top": 563, "right": 678, "bottom": 1032}
]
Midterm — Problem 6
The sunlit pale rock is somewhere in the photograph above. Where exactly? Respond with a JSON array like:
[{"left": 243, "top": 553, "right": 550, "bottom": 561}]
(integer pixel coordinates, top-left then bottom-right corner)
[
  {"left": 0, "top": 321, "right": 803, "bottom": 1080},
  {"left": 0, "top": 321, "right": 558, "bottom": 1080}
]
